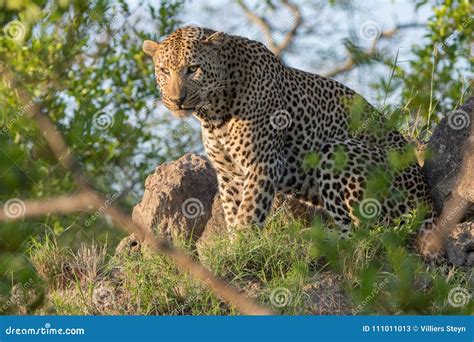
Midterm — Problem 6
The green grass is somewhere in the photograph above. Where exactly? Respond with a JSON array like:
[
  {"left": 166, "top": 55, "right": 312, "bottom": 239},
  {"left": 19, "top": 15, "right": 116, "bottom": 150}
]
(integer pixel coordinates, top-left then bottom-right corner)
[
  {"left": 18, "top": 210, "right": 474, "bottom": 316},
  {"left": 309, "top": 213, "right": 473, "bottom": 314},
  {"left": 199, "top": 214, "right": 318, "bottom": 314}
]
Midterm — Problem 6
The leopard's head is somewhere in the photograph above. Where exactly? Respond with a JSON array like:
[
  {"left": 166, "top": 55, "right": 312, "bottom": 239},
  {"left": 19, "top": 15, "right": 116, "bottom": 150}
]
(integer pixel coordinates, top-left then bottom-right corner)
[{"left": 143, "top": 26, "right": 228, "bottom": 118}]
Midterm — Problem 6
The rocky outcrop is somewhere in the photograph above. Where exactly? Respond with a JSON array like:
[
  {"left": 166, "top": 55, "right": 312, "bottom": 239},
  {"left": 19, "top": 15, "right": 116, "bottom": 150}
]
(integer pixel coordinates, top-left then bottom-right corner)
[
  {"left": 423, "top": 97, "right": 474, "bottom": 219},
  {"left": 419, "top": 97, "right": 474, "bottom": 266},
  {"left": 131, "top": 153, "right": 219, "bottom": 241}
]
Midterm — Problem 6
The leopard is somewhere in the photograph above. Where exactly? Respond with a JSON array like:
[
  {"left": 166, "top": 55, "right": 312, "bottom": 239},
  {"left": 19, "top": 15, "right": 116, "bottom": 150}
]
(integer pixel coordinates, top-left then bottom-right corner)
[{"left": 143, "top": 26, "right": 438, "bottom": 258}]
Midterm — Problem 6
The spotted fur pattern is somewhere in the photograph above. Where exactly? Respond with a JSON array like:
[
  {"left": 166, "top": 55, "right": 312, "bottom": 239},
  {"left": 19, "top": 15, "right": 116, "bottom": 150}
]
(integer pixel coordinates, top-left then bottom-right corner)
[{"left": 143, "top": 26, "right": 436, "bottom": 246}]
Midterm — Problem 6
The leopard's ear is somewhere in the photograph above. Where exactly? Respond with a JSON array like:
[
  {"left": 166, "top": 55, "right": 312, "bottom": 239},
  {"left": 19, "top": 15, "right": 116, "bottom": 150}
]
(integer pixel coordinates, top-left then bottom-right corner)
[
  {"left": 142, "top": 40, "right": 159, "bottom": 57},
  {"left": 202, "top": 32, "right": 228, "bottom": 46}
]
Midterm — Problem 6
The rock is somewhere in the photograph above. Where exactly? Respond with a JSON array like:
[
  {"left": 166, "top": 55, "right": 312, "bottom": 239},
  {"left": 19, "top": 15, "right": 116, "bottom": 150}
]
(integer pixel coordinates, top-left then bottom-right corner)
[
  {"left": 132, "top": 153, "right": 218, "bottom": 241},
  {"left": 195, "top": 194, "right": 227, "bottom": 255},
  {"left": 445, "top": 221, "right": 474, "bottom": 267},
  {"left": 304, "top": 271, "right": 352, "bottom": 315},
  {"left": 423, "top": 97, "right": 474, "bottom": 219},
  {"left": 132, "top": 153, "right": 317, "bottom": 245},
  {"left": 115, "top": 233, "right": 141, "bottom": 256},
  {"left": 92, "top": 281, "right": 117, "bottom": 313}
]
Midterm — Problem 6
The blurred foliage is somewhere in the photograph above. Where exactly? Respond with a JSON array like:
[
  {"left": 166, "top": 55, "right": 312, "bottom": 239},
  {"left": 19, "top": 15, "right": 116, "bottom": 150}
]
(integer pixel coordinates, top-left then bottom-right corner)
[
  {"left": 373, "top": 0, "right": 472, "bottom": 139},
  {"left": 0, "top": 0, "right": 200, "bottom": 311}
]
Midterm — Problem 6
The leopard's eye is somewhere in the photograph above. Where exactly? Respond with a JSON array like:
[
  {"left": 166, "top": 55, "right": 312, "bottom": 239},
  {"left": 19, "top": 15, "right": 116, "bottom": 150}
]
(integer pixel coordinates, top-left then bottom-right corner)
[
  {"left": 187, "top": 65, "right": 199, "bottom": 74},
  {"left": 160, "top": 67, "right": 170, "bottom": 75}
]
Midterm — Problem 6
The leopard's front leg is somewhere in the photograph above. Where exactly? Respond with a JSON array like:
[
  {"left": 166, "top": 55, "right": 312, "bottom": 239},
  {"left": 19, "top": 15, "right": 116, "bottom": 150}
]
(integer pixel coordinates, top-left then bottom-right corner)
[
  {"left": 235, "top": 162, "right": 280, "bottom": 227},
  {"left": 202, "top": 127, "right": 245, "bottom": 229},
  {"left": 232, "top": 118, "right": 285, "bottom": 228},
  {"left": 216, "top": 171, "right": 244, "bottom": 229}
]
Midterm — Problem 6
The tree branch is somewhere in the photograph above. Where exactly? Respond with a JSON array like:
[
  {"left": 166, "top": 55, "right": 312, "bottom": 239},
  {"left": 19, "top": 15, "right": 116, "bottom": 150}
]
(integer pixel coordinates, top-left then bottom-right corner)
[
  {"left": 322, "top": 22, "right": 425, "bottom": 78},
  {"left": 236, "top": 0, "right": 302, "bottom": 57},
  {"left": 0, "top": 192, "right": 96, "bottom": 221},
  {"left": 273, "top": 0, "right": 302, "bottom": 57}
]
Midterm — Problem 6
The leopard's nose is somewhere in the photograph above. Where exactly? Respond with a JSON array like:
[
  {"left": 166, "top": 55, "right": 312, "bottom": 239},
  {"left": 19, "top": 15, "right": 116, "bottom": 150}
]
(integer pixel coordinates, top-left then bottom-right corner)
[{"left": 170, "top": 93, "right": 187, "bottom": 108}]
